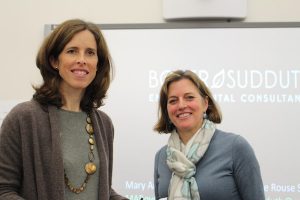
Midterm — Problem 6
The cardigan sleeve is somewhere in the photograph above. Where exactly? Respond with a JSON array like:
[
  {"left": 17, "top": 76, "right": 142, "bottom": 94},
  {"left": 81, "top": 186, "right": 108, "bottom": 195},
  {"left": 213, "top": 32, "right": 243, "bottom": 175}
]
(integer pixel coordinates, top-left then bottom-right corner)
[
  {"left": 95, "top": 110, "right": 128, "bottom": 200},
  {"left": 110, "top": 188, "right": 129, "bottom": 200},
  {"left": 0, "top": 106, "right": 25, "bottom": 200},
  {"left": 232, "top": 135, "right": 265, "bottom": 200}
]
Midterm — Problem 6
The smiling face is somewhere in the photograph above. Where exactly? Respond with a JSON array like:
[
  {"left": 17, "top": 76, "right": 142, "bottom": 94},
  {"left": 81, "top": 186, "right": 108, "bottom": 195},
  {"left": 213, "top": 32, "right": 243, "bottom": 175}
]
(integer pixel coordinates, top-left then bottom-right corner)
[
  {"left": 51, "top": 30, "right": 98, "bottom": 95},
  {"left": 167, "top": 78, "right": 208, "bottom": 136}
]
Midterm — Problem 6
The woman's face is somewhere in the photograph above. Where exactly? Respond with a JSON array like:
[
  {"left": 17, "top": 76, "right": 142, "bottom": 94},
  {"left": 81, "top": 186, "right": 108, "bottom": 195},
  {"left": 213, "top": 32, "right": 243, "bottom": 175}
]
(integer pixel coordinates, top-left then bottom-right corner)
[
  {"left": 52, "top": 30, "right": 98, "bottom": 95},
  {"left": 167, "top": 78, "right": 208, "bottom": 135}
]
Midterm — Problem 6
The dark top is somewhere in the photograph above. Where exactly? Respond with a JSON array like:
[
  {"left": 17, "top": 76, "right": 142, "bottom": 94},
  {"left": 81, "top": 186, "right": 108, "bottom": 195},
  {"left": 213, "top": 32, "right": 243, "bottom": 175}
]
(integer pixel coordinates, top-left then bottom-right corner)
[{"left": 0, "top": 100, "right": 128, "bottom": 200}]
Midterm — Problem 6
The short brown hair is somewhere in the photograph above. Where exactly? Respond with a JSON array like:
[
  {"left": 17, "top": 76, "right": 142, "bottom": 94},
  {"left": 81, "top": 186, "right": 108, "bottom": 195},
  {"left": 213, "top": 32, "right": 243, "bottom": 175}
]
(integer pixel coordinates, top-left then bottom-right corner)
[
  {"left": 33, "top": 19, "right": 113, "bottom": 112},
  {"left": 154, "top": 70, "right": 222, "bottom": 133}
]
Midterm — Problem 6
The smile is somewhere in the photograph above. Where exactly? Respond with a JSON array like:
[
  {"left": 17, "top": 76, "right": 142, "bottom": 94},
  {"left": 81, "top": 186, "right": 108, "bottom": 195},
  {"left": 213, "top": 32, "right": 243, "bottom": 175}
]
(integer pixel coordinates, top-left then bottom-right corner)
[
  {"left": 71, "top": 69, "right": 89, "bottom": 76},
  {"left": 177, "top": 113, "right": 191, "bottom": 118}
]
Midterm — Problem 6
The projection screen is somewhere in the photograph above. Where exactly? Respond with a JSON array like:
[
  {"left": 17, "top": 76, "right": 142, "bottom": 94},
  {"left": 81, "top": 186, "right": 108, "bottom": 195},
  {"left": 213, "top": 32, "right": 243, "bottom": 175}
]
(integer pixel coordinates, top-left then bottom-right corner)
[{"left": 100, "top": 23, "right": 300, "bottom": 200}]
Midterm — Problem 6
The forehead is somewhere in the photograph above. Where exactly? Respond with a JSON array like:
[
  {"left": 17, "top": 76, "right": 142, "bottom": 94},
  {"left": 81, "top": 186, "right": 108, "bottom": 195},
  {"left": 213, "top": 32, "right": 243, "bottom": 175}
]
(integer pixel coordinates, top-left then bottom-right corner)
[
  {"left": 168, "top": 78, "right": 198, "bottom": 96},
  {"left": 65, "top": 30, "right": 97, "bottom": 48}
]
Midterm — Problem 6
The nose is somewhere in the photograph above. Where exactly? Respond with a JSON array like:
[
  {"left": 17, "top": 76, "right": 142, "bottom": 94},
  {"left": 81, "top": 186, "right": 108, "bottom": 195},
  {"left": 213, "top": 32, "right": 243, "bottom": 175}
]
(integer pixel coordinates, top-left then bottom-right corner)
[
  {"left": 178, "top": 99, "right": 187, "bottom": 109},
  {"left": 77, "top": 53, "right": 86, "bottom": 65}
]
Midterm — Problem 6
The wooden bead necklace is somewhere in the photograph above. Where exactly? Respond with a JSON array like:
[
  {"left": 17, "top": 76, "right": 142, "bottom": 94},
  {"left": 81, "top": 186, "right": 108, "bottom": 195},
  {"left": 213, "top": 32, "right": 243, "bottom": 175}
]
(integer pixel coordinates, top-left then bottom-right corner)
[{"left": 64, "top": 114, "right": 97, "bottom": 194}]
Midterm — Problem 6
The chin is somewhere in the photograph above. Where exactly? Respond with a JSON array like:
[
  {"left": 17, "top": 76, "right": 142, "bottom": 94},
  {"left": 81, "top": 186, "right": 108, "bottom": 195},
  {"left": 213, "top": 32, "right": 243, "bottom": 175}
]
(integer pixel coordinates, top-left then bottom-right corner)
[
  {"left": 72, "top": 82, "right": 90, "bottom": 89},
  {"left": 178, "top": 126, "right": 193, "bottom": 132}
]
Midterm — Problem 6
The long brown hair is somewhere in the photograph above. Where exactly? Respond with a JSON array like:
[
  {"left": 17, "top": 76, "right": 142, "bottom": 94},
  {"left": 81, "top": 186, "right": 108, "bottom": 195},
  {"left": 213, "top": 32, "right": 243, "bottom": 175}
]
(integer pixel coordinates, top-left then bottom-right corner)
[
  {"left": 154, "top": 70, "right": 222, "bottom": 133},
  {"left": 33, "top": 19, "right": 113, "bottom": 112}
]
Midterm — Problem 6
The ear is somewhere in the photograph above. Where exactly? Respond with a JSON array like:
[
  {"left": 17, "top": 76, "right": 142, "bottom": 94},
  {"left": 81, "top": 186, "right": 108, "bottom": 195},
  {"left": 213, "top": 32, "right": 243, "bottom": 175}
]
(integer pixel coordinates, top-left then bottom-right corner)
[
  {"left": 50, "top": 56, "right": 59, "bottom": 70},
  {"left": 203, "top": 96, "right": 209, "bottom": 111}
]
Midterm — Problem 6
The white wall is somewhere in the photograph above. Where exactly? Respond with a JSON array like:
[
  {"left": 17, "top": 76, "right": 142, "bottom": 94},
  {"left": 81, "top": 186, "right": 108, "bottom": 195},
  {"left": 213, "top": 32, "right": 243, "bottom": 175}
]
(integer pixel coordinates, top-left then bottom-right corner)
[{"left": 0, "top": 0, "right": 300, "bottom": 100}]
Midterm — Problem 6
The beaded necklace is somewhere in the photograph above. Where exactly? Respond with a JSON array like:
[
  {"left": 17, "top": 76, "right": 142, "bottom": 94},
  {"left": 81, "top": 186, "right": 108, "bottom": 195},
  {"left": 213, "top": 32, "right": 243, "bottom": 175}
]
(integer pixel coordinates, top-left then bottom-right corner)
[{"left": 64, "top": 114, "right": 96, "bottom": 194}]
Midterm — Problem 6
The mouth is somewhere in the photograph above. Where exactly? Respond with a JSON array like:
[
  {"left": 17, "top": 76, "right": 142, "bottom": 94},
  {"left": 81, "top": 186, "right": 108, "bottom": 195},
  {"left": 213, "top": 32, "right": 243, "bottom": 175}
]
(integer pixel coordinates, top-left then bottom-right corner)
[
  {"left": 71, "top": 69, "right": 89, "bottom": 76},
  {"left": 177, "top": 112, "right": 192, "bottom": 119}
]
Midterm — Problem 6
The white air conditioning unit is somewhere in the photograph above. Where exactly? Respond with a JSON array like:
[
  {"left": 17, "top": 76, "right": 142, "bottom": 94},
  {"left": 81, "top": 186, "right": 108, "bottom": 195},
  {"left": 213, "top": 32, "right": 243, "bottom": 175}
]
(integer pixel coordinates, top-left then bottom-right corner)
[{"left": 163, "top": 0, "right": 247, "bottom": 20}]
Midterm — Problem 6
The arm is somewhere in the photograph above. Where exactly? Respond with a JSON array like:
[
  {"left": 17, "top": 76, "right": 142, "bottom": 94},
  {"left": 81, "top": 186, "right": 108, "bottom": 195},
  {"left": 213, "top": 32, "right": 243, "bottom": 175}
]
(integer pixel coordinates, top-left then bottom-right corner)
[
  {"left": 154, "top": 150, "right": 160, "bottom": 199},
  {"left": 154, "top": 146, "right": 170, "bottom": 200},
  {"left": 107, "top": 121, "right": 128, "bottom": 200},
  {"left": 232, "top": 135, "right": 265, "bottom": 200},
  {"left": 96, "top": 110, "right": 128, "bottom": 200},
  {"left": 107, "top": 125, "right": 128, "bottom": 200},
  {"left": 0, "top": 109, "right": 25, "bottom": 200},
  {"left": 110, "top": 188, "right": 128, "bottom": 200}
]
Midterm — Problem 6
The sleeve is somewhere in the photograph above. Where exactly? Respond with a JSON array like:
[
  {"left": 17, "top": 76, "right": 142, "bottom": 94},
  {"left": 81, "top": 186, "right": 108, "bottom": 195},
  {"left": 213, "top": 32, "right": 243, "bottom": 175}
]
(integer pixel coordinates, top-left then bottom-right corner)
[
  {"left": 154, "top": 150, "right": 160, "bottom": 199},
  {"left": 110, "top": 188, "right": 129, "bottom": 200},
  {"left": 98, "top": 111, "right": 128, "bottom": 200},
  {"left": 0, "top": 108, "right": 25, "bottom": 200},
  {"left": 154, "top": 146, "right": 170, "bottom": 200},
  {"left": 232, "top": 135, "right": 265, "bottom": 200}
]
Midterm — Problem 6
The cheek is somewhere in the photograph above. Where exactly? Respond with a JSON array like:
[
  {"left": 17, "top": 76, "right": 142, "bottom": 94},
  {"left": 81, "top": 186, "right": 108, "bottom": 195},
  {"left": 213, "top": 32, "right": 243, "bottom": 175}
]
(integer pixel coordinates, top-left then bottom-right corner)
[
  {"left": 89, "top": 61, "right": 97, "bottom": 70},
  {"left": 192, "top": 101, "right": 201, "bottom": 109},
  {"left": 89, "top": 63, "right": 98, "bottom": 76},
  {"left": 188, "top": 102, "right": 202, "bottom": 114},
  {"left": 167, "top": 105, "right": 176, "bottom": 116},
  {"left": 92, "top": 60, "right": 98, "bottom": 68},
  {"left": 86, "top": 56, "right": 98, "bottom": 68},
  {"left": 92, "top": 57, "right": 98, "bottom": 67}
]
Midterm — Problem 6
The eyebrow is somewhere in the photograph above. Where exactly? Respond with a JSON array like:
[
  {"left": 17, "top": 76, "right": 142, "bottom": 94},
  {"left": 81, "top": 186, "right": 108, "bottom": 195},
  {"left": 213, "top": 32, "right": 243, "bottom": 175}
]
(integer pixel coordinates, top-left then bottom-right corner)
[
  {"left": 64, "top": 46, "right": 96, "bottom": 51},
  {"left": 86, "top": 47, "right": 97, "bottom": 52},
  {"left": 168, "top": 92, "right": 195, "bottom": 97},
  {"left": 167, "top": 96, "right": 177, "bottom": 100}
]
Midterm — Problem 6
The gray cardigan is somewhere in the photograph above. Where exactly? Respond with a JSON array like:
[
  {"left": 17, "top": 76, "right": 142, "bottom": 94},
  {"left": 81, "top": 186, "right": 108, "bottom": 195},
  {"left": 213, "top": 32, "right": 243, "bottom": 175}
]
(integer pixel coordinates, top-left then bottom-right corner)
[
  {"left": 0, "top": 100, "right": 127, "bottom": 200},
  {"left": 154, "top": 129, "right": 265, "bottom": 200}
]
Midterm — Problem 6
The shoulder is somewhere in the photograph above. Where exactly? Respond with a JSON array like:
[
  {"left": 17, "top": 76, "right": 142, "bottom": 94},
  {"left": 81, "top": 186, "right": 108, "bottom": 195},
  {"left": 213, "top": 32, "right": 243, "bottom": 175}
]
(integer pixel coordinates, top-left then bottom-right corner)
[
  {"left": 155, "top": 145, "right": 167, "bottom": 156},
  {"left": 211, "top": 129, "right": 255, "bottom": 158},
  {"left": 10, "top": 99, "right": 43, "bottom": 113},
  {"left": 214, "top": 129, "right": 249, "bottom": 144},
  {"left": 1, "top": 100, "right": 46, "bottom": 140},
  {"left": 212, "top": 129, "right": 241, "bottom": 146},
  {"left": 215, "top": 130, "right": 258, "bottom": 166},
  {"left": 214, "top": 129, "right": 252, "bottom": 149},
  {"left": 214, "top": 129, "right": 239, "bottom": 139},
  {"left": 154, "top": 145, "right": 170, "bottom": 176},
  {"left": 94, "top": 109, "right": 112, "bottom": 124},
  {"left": 92, "top": 109, "right": 114, "bottom": 139},
  {"left": 155, "top": 145, "right": 168, "bottom": 164},
  {"left": 3, "top": 100, "right": 45, "bottom": 123}
]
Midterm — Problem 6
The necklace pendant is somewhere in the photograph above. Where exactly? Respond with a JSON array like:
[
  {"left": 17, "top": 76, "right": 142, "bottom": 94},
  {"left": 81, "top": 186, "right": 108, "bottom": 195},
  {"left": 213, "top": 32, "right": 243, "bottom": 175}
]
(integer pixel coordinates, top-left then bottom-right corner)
[
  {"left": 85, "top": 162, "right": 97, "bottom": 175},
  {"left": 86, "top": 116, "right": 92, "bottom": 124},
  {"left": 86, "top": 123, "right": 94, "bottom": 134}
]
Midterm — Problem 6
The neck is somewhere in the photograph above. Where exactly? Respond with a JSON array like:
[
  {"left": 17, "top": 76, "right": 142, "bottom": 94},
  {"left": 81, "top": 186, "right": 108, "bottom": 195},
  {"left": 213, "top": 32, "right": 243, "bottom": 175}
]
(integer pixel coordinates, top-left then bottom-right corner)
[
  {"left": 178, "top": 132, "right": 195, "bottom": 145},
  {"left": 60, "top": 88, "right": 84, "bottom": 112},
  {"left": 178, "top": 122, "right": 204, "bottom": 145},
  {"left": 61, "top": 103, "right": 81, "bottom": 112}
]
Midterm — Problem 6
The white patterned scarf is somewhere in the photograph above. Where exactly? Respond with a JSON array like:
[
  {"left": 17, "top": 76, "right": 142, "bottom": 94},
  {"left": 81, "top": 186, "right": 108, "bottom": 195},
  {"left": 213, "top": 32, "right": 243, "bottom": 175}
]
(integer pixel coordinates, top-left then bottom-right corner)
[{"left": 166, "top": 119, "right": 216, "bottom": 200}]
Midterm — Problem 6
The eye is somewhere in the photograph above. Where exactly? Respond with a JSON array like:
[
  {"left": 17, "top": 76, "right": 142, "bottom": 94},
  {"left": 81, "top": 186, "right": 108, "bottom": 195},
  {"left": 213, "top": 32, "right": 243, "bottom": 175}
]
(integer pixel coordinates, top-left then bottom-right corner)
[
  {"left": 66, "top": 48, "right": 76, "bottom": 54},
  {"left": 186, "top": 95, "right": 195, "bottom": 101},
  {"left": 168, "top": 98, "right": 177, "bottom": 105},
  {"left": 87, "top": 49, "right": 96, "bottom": 56}
]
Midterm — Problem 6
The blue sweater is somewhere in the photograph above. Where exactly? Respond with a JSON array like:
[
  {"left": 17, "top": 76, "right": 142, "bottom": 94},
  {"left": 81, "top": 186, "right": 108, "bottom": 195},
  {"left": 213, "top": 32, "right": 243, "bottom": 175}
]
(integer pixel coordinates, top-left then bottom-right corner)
[{"left": 154, "top": 129, "right": 265, "bottom": 200}]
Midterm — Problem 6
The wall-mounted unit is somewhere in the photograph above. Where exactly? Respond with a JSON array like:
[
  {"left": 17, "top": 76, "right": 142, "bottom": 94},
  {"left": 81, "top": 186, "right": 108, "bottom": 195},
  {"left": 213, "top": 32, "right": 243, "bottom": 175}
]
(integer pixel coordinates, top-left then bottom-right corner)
[{"left": 163, "top": 0, "right": 247, "bottom": 20}]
